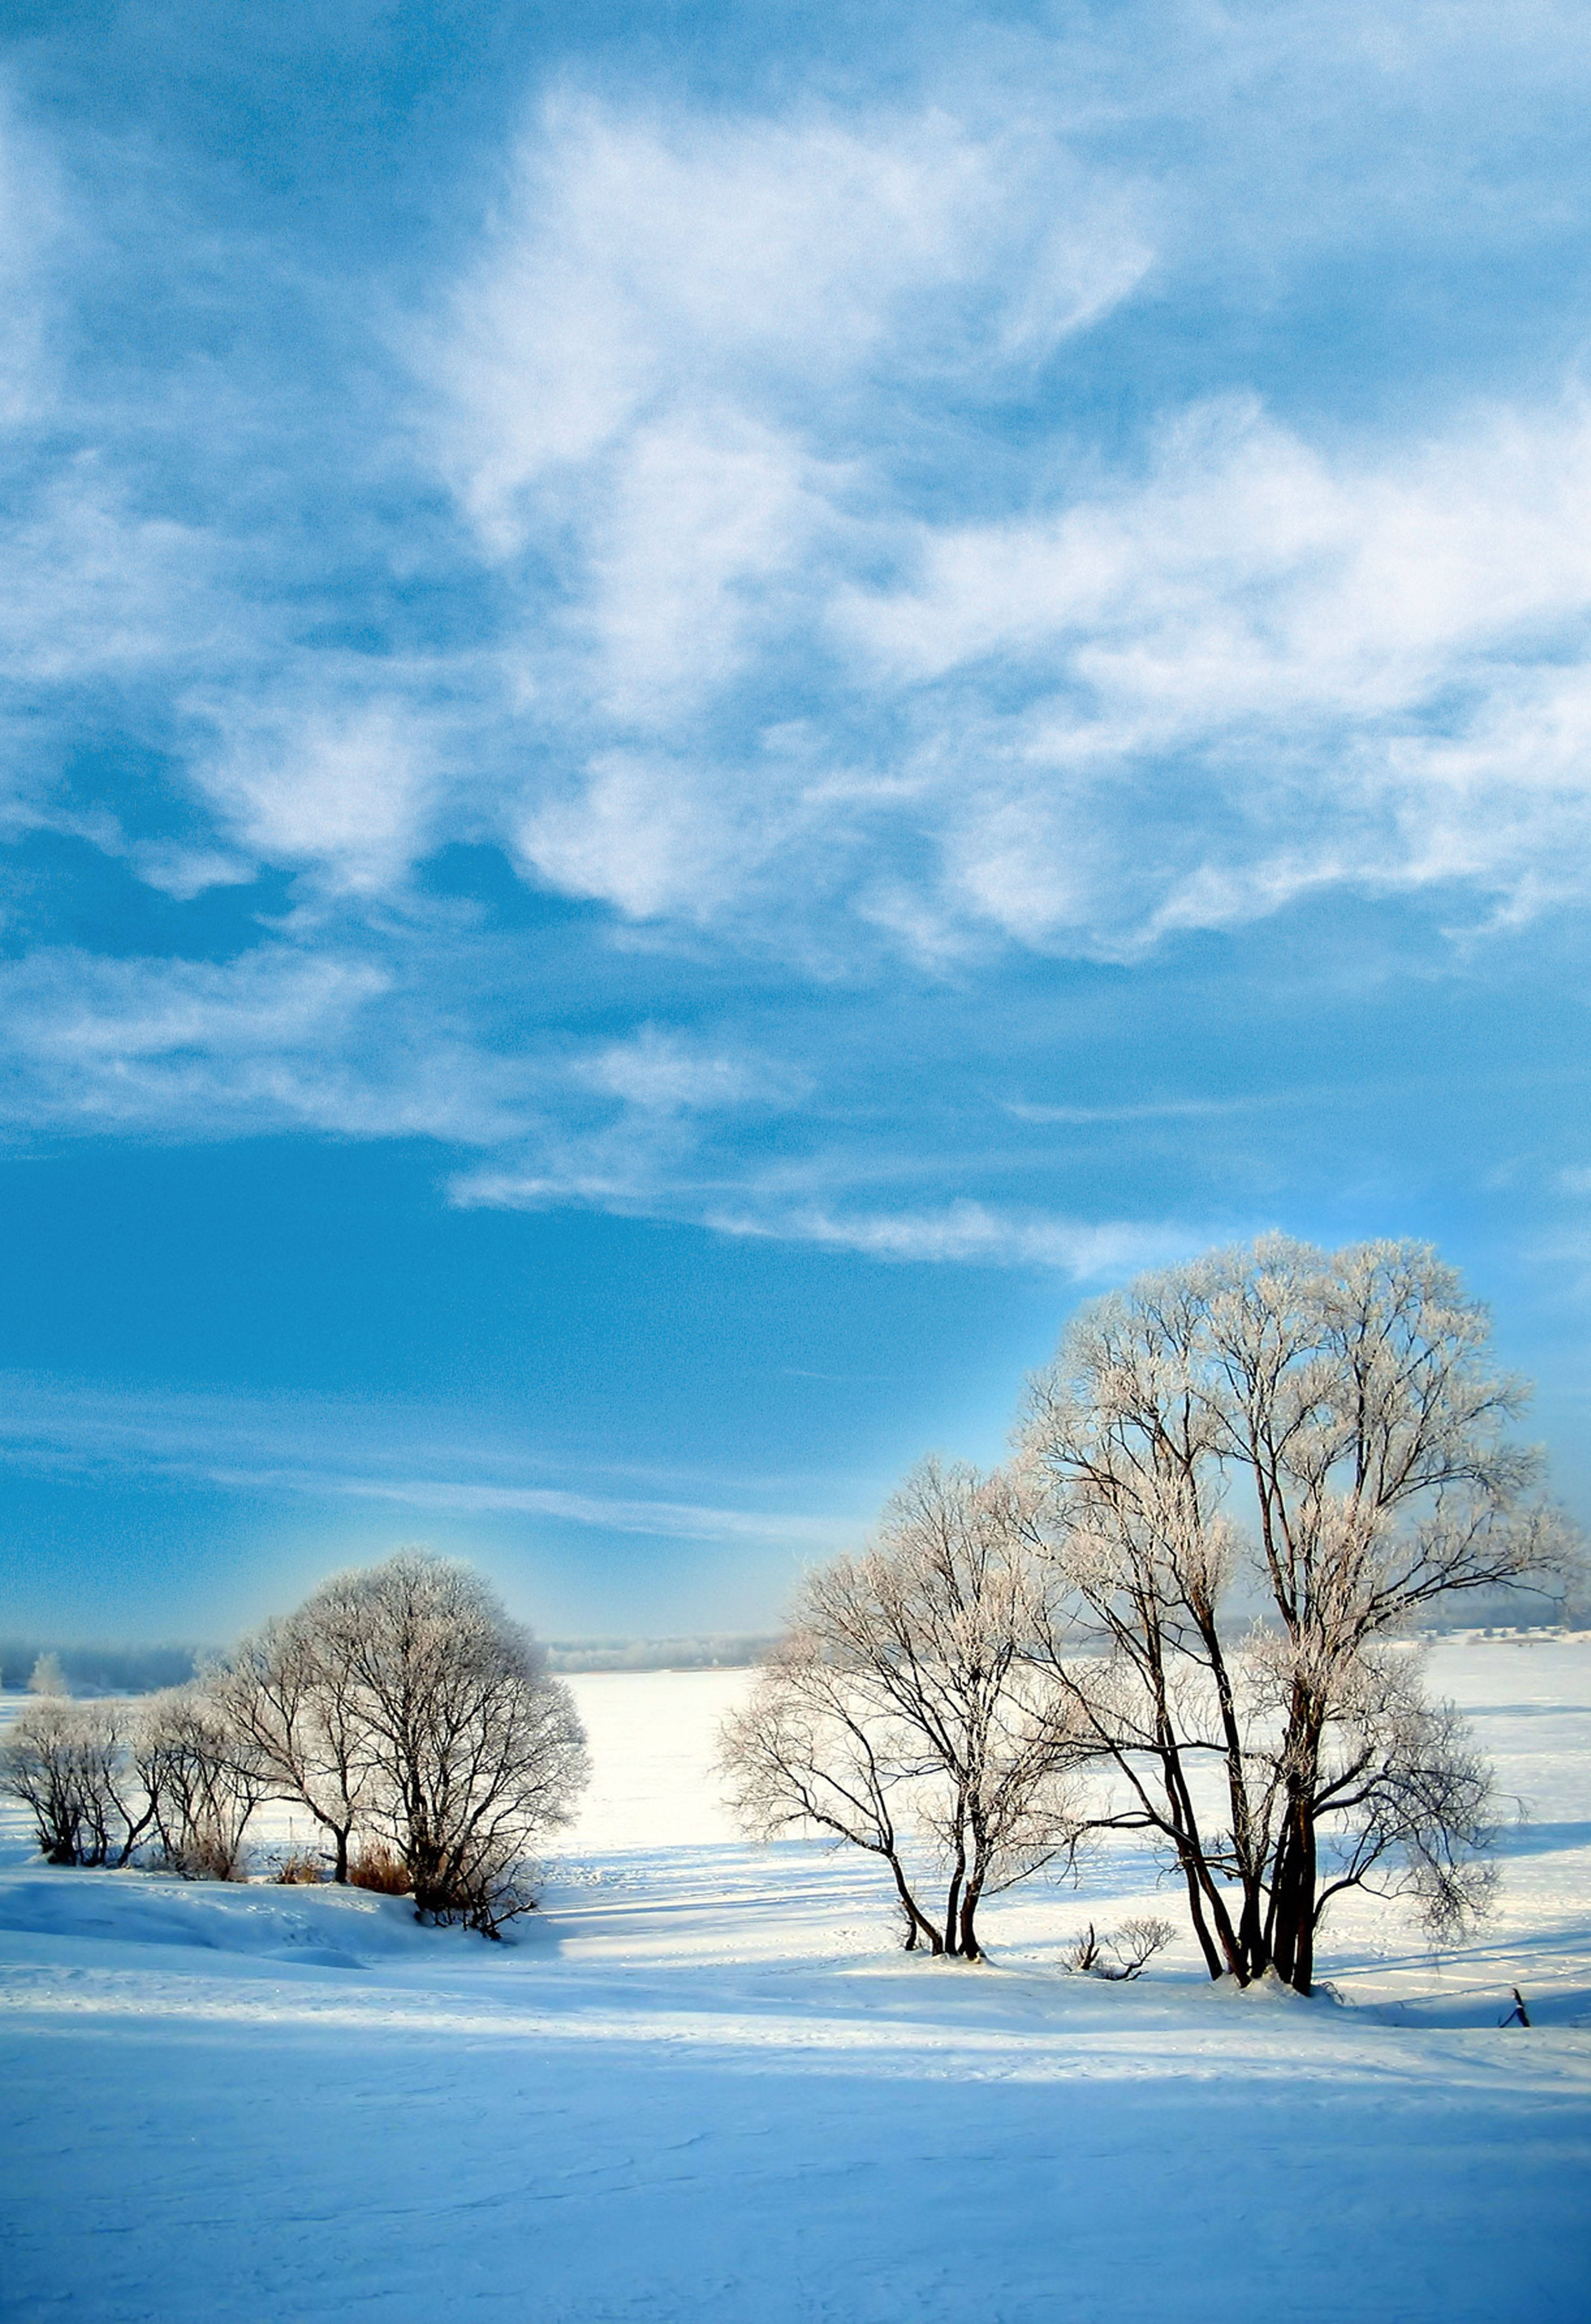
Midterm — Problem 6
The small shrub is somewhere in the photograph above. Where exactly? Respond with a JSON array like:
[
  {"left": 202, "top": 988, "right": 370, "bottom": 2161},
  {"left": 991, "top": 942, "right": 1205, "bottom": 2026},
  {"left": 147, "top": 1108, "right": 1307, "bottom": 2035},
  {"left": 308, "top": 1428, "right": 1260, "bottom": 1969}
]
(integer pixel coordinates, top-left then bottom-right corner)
[
  {"left": 427, "top": 1866, "right": 539, "bottom": 1940},
  {"left": 269, "top": 1849, "right": 326, "bottom": 1885},
  {"left": 1065, "top": 1916, "right": 1176, "bottom": 1981},
  {"left": 348, "top": 1842, "right": 412, "bottom": 1894},
  {"left": 153, "top": 1823, "right": 249, "bottom": 1882}
]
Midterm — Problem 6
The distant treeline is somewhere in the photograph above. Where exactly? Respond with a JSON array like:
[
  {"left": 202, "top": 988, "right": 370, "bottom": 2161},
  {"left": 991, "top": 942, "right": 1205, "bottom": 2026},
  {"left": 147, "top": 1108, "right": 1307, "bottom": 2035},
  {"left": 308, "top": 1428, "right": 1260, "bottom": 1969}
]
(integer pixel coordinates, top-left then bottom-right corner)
[
  {"left": 1416, "top": 1585, "right": 1576, "bottom": 1633},
  {"left": 0, "top": 1633, "right": 778, "bottom": 1693},
  {"left": 541, "top": 1634, "right": 778, "bottom": 1673},
  {"left": 4, "top": 1600, "right": 1571, "bottom": 1698},
  {"left": 0, "top": 1642, "right": 204, "bottom": 1696}
]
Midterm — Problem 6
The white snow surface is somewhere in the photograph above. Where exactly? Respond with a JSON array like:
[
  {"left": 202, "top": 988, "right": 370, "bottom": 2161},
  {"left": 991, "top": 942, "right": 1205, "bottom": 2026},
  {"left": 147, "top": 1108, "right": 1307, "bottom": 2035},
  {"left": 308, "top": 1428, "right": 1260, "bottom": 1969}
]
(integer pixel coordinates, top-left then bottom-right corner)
[{"left": 1, "top": 1639, "right": 1588, "bottom": 2322}]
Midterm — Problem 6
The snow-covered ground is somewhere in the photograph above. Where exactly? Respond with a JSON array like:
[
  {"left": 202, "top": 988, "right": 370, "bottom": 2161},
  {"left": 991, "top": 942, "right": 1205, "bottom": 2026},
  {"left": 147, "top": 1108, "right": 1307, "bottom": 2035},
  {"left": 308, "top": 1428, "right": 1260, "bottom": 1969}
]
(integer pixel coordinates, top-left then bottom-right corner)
[{"left": 1, "top": 1639, "right": 1587, "bottom": 2322}]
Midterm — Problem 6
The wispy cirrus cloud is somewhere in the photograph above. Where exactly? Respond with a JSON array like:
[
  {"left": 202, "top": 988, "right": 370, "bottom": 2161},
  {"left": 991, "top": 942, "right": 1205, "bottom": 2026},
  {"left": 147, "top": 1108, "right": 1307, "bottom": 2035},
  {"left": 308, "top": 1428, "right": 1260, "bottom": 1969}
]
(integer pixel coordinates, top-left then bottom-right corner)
[
  {"left": 701, "top": 1201, "right": 1201, "bottom": 1278},
  {"left": 0, "top": 1374, "right": 849, "bottom": 1547}
]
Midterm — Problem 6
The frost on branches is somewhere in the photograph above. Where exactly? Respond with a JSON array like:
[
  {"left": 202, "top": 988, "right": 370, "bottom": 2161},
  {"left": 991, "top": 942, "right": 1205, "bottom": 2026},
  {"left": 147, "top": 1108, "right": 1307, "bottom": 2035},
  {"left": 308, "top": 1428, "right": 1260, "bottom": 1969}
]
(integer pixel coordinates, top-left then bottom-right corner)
[{"left": 723, "top": 1239, "right": 1578, "bottom": 1991}]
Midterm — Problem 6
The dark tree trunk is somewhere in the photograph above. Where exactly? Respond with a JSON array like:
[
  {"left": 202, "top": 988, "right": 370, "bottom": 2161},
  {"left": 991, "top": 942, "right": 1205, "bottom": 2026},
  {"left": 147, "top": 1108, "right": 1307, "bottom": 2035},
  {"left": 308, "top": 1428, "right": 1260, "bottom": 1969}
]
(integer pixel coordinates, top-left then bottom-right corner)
[
  {"left": 1267, "top": 1791, "right": 1318, "bottom": 1993},
  {"left": 1177, "top": 1851, "right": 1225, "bottom": 1980},
  {"left": 958, "top": 1874, "right": 985, "bottom": 1962},
  {"left": 1237, "top": 1880, "right": 1271, "bottom": 1982},
  {"left": 942, "top": 1863, "right": 964, "bottom": 1958},
  {"left": 942, "top": 1811, "right": 968, "bottom": 1958},
  {"left": 1157, "top": 1741, "right": 1247, "bottom": 1980},
  {"left": 888, "top": 1851, "right": 942, "bottom": 1953}
]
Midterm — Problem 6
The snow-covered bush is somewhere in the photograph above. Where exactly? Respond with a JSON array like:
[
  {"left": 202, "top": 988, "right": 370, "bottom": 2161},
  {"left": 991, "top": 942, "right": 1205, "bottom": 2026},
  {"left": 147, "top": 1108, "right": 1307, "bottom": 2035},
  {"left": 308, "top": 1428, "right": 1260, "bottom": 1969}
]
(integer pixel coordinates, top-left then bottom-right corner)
[{"left": 26, "top": 1651, "right": 69, "bottom": 1698}]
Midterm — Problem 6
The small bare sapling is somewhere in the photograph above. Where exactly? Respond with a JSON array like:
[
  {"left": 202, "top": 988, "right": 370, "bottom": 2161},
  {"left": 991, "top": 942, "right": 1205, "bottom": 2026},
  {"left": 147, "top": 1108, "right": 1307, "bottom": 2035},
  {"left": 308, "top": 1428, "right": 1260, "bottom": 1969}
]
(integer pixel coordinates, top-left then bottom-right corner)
[{"left": 1065, "top": 1916, "right": 1176, "bottom": 1980}]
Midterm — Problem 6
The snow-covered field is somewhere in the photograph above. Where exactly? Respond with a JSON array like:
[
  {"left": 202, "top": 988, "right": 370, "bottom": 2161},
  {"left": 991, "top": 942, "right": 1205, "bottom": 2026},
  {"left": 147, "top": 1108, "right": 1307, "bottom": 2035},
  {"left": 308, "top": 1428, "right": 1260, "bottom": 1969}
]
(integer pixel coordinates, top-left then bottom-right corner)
[{"left": 1, "top": 1639, "right": 1587, "bottom": 2323}]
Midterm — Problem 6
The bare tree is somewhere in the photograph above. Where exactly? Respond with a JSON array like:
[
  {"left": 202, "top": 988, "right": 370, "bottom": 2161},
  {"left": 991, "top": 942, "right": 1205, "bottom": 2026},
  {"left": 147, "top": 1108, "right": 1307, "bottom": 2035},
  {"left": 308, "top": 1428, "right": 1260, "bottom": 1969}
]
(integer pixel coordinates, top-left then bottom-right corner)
[
  {"left": 305, "top": 1553, "right": 589, "bottom": 1933},
  {"left": 142, "top": 1689, "right": 271, "bottom": 1879},
  {"left": 1018, "top": 1236, "right": 1578, "bottom": 1992},
  {"left": 0, "top": 1700, "right": 154, "bottom": 1865},
  {"left": 721, "top": 1460, "right": 1075, "bottom": 1960},
  {"left": 718, "top": 1632, "right": 947, "bottom": 1951},
  {"left": 210, "top": 1614, "right": 375, "bottom": 1882}
]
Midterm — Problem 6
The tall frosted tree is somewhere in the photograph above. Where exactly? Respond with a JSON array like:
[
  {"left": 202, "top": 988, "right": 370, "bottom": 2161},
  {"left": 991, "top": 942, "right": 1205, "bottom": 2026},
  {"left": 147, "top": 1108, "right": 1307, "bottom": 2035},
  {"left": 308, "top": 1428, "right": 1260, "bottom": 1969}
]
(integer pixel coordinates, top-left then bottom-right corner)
[{"left": 1018, "top": 1237, "right": 1574, "bottom": 1992}]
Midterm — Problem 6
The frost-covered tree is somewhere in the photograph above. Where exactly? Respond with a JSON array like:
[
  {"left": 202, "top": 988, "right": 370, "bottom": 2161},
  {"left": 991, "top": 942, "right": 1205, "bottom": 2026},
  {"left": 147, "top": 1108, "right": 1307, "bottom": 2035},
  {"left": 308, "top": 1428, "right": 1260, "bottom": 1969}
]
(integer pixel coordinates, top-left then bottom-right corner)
[
  {"left": 142, "top": 1689, "right": 271, "bottom": 1879},
  {"left": 304, "top": 1553, "right": 589, "bottom": 1933},
  {"left": 210, "top": 1612, "right": 376, "bottom": 1882},
  {"left": 26, "top": 1652, "right": 68, "bottom": 1698},
  {"left": 1018, "top": 1236, "right": 1576, "bottom": 1993},
  {"left": 0, "top": 1700, "right": 154, "bottom": 1865},
  {"left": 721, "top": 1460, "right": 1074, "bottom": 1959}
]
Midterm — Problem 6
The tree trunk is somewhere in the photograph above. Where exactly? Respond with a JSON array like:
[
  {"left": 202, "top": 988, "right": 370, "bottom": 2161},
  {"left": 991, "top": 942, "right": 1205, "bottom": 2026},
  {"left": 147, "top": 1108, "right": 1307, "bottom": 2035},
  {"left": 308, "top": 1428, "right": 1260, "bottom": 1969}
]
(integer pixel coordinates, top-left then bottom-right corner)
[
  {"left": 1267, "top": 1792, "right": 1317, "bottom": 1993},
  {"left": 942, "top": 1862, "right": 964, "bottom": 1958},
  {"left": 958, "top": 1873, "right": 985, "bottom": 1961},
  {"left": 942, "top": 1808, "right": 968, "bottom": 1958},
  {"left": 1177, "top": 1851, "right": 1225, "bottom": 1980},
  {"left": 1236, "top": 1879, "right": 1271, "bottom": 1983},
  {"left": 888, "top": 1851, "right": 942, "bottom": 1953}
]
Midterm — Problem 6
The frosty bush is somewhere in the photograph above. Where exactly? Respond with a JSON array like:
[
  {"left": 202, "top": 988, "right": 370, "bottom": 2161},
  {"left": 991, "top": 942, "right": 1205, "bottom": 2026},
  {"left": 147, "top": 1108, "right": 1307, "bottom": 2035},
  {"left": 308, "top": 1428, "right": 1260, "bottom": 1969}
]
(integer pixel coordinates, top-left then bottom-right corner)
[
  {"left": 27, "top": 1652, "right": 69, "bottom": 1698},
  {"left": 1065, "top": 1917, "right": 1176, "bottom": 1980}
]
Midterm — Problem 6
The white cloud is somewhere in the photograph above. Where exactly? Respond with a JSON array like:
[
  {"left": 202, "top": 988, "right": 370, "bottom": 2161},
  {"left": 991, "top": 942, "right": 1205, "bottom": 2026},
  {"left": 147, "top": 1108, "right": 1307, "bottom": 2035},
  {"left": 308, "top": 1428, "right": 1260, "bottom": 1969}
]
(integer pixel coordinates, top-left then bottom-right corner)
[
  {"left": 701, "top": 1200, "right": 1196, "bottom": 1277},
  {"left": 510, "top": 750, "right": 796, "bottom": 924},
  {"left": 415, "top": 92, "right": 1158, "bottom": 925},
  {"left": 0, "top": 465, "right": 218, "bottom": 698},
  {"left": 570, "top": 409, "right": 839, "bottom": 723},
  {"left": 577, "top": 1026, "right": 799, "bottom": 1114},
  {"left": 0, "top": 1375, "right": 847, "bottom": 1546},
  {"left": 422, "top": 94, "right": 1151, "bottom": 546},
  {"left": 0, "top": 89, "right": 71, "bottom": 428},
  {"left": 185, "top": 695, "right": 451, "bottom": 898},
  {"left": 833, "top": 396, "right": 1591, "bottom": 948},
  {"left": 0, "top": 947, "right": 402, "bottom": 1136}
]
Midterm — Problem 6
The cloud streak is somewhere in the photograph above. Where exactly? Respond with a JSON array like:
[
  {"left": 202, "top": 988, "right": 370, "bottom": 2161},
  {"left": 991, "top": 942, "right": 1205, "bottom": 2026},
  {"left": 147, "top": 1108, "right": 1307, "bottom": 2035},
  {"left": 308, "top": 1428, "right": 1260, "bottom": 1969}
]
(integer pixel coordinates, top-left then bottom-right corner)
[{"left": 0, "top": 1376, "right": 851, "bottom": 1548}]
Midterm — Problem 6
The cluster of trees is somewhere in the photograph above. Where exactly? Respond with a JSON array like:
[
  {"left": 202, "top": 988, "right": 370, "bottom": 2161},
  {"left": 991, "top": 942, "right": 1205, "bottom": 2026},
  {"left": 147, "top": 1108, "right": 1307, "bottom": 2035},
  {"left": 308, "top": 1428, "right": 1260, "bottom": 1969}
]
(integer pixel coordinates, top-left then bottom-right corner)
[
  {"left": 720, "top": 1239, "right": 1578, "bottom": 1991},
  {"left": 0, "top": 1554, "right": 588, "bottom": 1935}
]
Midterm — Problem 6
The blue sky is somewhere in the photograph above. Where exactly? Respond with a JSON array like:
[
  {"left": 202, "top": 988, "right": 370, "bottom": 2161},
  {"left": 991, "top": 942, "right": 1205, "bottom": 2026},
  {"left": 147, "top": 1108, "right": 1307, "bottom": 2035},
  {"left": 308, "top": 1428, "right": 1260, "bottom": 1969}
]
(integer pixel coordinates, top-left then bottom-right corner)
[{"left": 2, "top": 0, "right": 1588, "bottom": 1645}]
